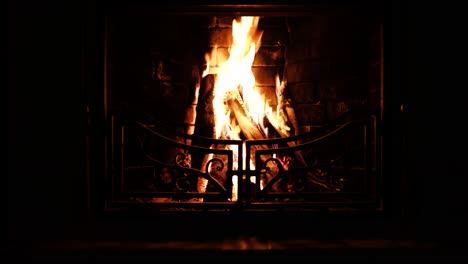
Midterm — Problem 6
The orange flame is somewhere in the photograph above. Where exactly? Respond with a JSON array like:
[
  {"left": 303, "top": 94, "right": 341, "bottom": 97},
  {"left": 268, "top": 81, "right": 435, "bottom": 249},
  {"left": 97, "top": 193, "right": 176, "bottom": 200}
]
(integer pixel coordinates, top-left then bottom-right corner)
[
  {"left": 204, "top": 16, "right": 270, "bottom": 200},
  {"left": 210, "top": 16, "right": 264, "bottom": 140}
]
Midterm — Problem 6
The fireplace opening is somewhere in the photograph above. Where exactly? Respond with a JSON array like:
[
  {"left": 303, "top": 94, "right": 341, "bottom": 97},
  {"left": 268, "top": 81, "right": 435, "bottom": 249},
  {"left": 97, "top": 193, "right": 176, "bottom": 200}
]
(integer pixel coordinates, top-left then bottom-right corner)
[{"left": 94, "top": 2, "right": 384, "bottom": 213}]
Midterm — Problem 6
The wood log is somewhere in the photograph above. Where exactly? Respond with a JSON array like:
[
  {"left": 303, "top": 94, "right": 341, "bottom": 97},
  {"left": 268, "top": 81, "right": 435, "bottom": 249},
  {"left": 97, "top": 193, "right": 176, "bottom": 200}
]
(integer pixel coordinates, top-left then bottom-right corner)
[
  {"left": 193, "top": 79, "right": 307, "bottom": 195},
  {"left": 225, "top": 89, "right": 266, "bottom": 141},
  {"left": 194, "top": 74, "right": 216, "bottom": 139}
]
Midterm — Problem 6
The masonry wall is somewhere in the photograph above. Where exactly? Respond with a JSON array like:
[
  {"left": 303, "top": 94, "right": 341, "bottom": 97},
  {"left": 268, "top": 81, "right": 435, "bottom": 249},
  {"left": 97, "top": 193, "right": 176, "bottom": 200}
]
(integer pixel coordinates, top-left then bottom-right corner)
[{"left": 108, "top": 12, "right": 381, "bottom": 137}]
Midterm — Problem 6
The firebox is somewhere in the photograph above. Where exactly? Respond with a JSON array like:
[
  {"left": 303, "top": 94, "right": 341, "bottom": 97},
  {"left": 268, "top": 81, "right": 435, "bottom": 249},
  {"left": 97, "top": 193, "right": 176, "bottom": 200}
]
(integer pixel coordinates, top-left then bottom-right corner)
[{"left": 89, "top": 1, "right": 385, "bottom": 215}]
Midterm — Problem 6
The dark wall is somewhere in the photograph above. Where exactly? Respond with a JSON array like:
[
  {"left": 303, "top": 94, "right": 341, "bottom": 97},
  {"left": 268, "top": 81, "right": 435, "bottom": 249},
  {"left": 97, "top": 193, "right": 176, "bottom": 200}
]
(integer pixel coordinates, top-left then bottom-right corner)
[
  {"left": 8, "top": 0, "right": 468, "bottom": 246},
  {"left": 8, "top": 0, "right": 88, "bottom": 242},
  {"left": 394, "top": 1, "right": 468, "bottom": 240}
]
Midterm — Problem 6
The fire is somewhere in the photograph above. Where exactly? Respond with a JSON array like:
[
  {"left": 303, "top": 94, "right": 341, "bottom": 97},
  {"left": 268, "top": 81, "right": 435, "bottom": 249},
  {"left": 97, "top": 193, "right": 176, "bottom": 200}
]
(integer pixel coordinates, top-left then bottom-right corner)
[
  {"left": 203, "top": 16, "right": 285, "bottom": 200},
  {"left": 212, "top": 17, "right": 263, "bottom": 198},
  {"left": 211, "top": 16, "right": 264, "bottom": 140}
]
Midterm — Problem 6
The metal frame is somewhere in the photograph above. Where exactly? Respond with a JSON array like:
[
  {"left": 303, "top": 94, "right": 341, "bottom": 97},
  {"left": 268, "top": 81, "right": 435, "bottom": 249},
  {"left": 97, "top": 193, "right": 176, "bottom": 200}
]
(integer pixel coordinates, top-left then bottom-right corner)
[
  {"left": 104, "top": 110, "right": 381, "bottom": 212},
  {"left": 98, "top": 1, "right": 385, "bottom": 213}
]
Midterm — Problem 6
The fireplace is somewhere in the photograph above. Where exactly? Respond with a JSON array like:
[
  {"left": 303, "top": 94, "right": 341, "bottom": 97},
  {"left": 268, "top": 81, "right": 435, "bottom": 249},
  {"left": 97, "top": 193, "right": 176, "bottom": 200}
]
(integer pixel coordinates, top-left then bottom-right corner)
[
  {"left": 10, "top": 1, "right": 468, "bottom": 260},
  {"left": 88, "top": 1, "right": 385, "bottom": 216}
]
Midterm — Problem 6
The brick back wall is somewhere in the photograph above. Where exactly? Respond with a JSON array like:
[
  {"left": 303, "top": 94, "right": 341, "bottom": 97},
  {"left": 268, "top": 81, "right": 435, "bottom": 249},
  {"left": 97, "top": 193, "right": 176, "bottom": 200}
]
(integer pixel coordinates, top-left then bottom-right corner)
[
  {"left": 143, "top": 15, "right": 208, "bottom": 131},
  {"left": 109, "top": 13, "right": 381, "bottom": 135},
  {"left": 205, "top": 14, "right": 379, "bottom": 133},
  {"left": 286, "top": 14, "right": 375, "bottom": 130},
  {"left": 206, "top": 16, "right": 287, "bottom": 82}
]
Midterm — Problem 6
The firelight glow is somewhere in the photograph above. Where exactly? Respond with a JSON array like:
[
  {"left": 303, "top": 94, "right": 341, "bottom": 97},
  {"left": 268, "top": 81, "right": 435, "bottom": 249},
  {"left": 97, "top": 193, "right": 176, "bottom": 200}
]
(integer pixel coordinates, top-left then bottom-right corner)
[
  {"left": 213, "top": 17, "right": 263, "bottom": 195},
  {"left": 204, "top": 16, "right": 289, "bottom": 200},
  {"left": 211, "top": 16, "right": 263, "bottom": 140}
]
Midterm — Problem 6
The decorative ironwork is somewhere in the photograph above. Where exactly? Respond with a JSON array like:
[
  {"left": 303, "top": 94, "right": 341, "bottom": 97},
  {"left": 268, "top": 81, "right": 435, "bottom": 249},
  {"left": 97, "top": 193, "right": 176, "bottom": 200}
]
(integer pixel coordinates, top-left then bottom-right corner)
[
  {"left": 108, "top": 111, "right": 378, "bottom": 210},
  {"left": 243, "top": 111, "right": 374, "bottom": 206}
]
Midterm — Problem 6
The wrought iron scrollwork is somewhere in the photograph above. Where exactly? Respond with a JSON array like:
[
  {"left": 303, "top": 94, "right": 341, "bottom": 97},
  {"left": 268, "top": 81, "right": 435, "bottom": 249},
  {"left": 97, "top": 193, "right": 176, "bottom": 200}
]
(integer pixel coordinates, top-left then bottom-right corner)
[
  {"left": 117, "top": 117, "right": 371, "bottom": 205},
  {"left": 306, "top": 154, "right": 346, "bottom": 192},
  {"left": 142, "top": 152, "right": 226, "bottom": 194},
  {"left": 175, "top": 176, "right": 191, "bottom": 192},
  {"left": 258, "top": 151, "right": 348, "bottom": 194},
  {"left": 259, "top": 157, "right": 285, "bottom": 193},
  {"left": 173, "top": 153, "right": 227, "bottom": 193}
]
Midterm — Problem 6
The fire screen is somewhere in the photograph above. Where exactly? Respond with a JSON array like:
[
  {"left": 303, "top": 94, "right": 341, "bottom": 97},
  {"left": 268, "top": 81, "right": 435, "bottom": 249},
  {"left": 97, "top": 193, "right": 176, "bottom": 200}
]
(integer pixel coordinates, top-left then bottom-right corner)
[{"left": 99, "top": 3, "right": 384, "bottom": 212}]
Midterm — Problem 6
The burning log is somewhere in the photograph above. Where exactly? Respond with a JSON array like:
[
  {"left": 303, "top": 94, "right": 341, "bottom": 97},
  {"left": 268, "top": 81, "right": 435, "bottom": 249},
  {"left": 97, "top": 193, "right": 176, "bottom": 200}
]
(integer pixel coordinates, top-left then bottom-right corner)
[
  {"left": 189, "top": 16, "right": 310, "bottom": 198},
  {"left": 224, "top": 89, "right": 266, "bottom": 141},
  {"left": 192, "top": 76, "right": 307, "bottom": 195},
  {"left": 194, "top": 74, "right": 216, "bottom": 139},
  {"left": 224, "top": 87, "right": 310, "bottom": 193}
]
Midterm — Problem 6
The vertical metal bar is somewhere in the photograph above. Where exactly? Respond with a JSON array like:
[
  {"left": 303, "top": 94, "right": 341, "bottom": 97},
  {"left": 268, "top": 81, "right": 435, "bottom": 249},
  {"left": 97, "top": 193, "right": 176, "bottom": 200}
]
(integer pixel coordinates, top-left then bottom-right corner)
[
  {"left": 121, "top": 124, "right": 125, "bottom": 193},
  {"left": 85, "top": 105, "right": 91, "bottom": 215},
  {"left": 371, "top": 115, "right": 377, "bottom": 200},
  {"left": 365, "top": 116, "right": 377, "bottom": 201},
  {"left": 103, "top": 16, "right": 109, "bottom": 121},
  {"left": 103, "top": 16, "right": 110, "bottom": 206},
  {"left": 110, "top": 115, "right": 114, "bottom": 202},
  {"left": 238, "top": 142, "right": 245, "bottom": 205},
  {"left": 380, "top": 22, "right": 384, "bottom": 121},
  {"left": 377, "top": 22, "right": 384, "bottom": 210},
  {"left": 363, "top": 122, "right": 368, "bottom": 195},
  {"left": 227, "top": 146, "right": 234, "bottom": 203},
  {"left": 82, "top": 9, "right": 91, "bottom": 215}
]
